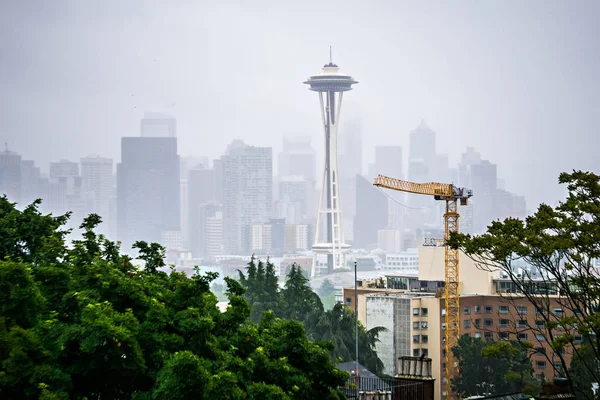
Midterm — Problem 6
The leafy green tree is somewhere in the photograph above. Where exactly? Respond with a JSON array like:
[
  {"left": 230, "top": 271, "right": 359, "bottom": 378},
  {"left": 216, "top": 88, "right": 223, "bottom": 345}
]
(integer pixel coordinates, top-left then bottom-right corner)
[
  {"left": 318, "top": 279, "right": 336, "bottom": 298},
  {"left": 0, "top": 197, "right": 349, "bottom": 399},
  {"left": 280, "top": 265, "right": 323, "bottom": 322},
  {"left": 449, "top": 171, "right": 600, "bottom": 394},
  {"left": 451, "top": 336, "right": 537, "bottom": 397}
]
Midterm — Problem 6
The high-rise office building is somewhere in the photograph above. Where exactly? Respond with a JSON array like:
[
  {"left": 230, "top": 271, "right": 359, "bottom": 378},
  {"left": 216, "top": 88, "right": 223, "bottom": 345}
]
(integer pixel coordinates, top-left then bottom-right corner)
[
  {"left": 368, "top": 145, "right": 403, "bottom": 181},
  {"left": 0, "top": 147, "right": 22, "bottom": 204},
  {"left": 221, "top": 141, "right": 272, "bottom": 255},
  {"left": 80, "top": 156, "right": 114, "bottom": 227},
  {"left": 188, "top": 166, "right": 217, "bottom": 256},
  {"left": 277, "top": 177, "right": 309, "bottom": 224},
  {"left": 49, "top": 160, "right": 79, "bottom": 180},
  {"left": 140, "top": 112, "right": 176, "bottom": 138},
  {"left": 278, "top": 137, "right": 316, "bottom": 182},
  {"left": 470, "top": 160, "right": 498, "bottom": 234},
  {"left": 117, "top": 136, "right": 180, "bottom": 250},
  {"left": 20, "top": 160, "right": 41, "bottom": 206},
  {"left": 354, "top": 174, "right": 388, "bottom": 249}
]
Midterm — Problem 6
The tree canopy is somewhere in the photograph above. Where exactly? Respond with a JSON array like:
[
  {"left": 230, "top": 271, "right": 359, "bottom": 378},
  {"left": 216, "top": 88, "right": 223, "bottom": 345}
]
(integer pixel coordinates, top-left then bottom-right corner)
[
  {"left": 238, "top": 260, "right": 387, "bottom": 376},
  {"left": 448, "top": 171, "right": 600, "bottom": 398},
  {"left": 0, "top": 196, "right": 348, "bottom": 399}
]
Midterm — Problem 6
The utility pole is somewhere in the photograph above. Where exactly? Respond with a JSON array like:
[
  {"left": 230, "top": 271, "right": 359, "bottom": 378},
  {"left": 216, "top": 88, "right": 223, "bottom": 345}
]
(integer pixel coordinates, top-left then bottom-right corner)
[{"left": 354, "top": 259, "right": 358, "bottom": 374}]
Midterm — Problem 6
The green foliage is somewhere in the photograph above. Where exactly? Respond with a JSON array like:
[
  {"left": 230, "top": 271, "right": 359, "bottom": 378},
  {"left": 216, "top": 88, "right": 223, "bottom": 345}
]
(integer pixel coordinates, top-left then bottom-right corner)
[
  {"left": 0, "top": 197, "right": 348, "bottom": 399},
  {"left": 239, "top": 261, "right": 387, "bottom": 376},
  {"left": 451, "top": 335, "right": 538, "bottom": 397}
]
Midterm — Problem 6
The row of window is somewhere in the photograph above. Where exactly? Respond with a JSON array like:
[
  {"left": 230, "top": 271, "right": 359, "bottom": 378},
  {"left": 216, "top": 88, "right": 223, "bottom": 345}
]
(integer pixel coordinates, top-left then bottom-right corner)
[
  {"left": 465, "top": 304, "right": 566, "bottom": 316},
  {"left": 413, "top": 335, "right": 428, "bottom": 343},
  {"left": 413, "top": 321, "right": 428, "bottom": 329},
  {"left": 412, "top": 348, "right": 428, "bottom": 357},
  {"left": 412, "top": 307, "right": 428, "bottom": 316}
]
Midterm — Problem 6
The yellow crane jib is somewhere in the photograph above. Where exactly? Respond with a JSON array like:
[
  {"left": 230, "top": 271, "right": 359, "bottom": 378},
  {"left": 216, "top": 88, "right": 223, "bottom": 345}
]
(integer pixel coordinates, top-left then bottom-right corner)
[
  {"left": 373, "top": 174, "right": 472, "bottom": 204},
  {"left": 372, "top": 173, "right": 472, "bottom": 400}
]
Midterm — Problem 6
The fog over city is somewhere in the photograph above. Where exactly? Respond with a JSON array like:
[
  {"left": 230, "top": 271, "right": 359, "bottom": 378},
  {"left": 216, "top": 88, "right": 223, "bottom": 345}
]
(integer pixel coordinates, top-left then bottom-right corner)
[{"left": 2, "top": 0, "right": 598, "bottom": 209}]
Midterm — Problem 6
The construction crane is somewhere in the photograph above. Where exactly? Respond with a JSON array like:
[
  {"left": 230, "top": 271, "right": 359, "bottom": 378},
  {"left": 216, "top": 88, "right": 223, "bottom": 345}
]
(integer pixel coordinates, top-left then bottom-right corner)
[{"left": 373, "top": 174, "right": 472, "bottom": 397}]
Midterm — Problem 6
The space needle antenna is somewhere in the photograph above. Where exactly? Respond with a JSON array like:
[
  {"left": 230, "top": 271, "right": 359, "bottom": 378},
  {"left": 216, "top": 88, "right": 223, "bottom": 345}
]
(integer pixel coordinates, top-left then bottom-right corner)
[{"left": 329, "top": 46, "right": 333, "bottom": 64}]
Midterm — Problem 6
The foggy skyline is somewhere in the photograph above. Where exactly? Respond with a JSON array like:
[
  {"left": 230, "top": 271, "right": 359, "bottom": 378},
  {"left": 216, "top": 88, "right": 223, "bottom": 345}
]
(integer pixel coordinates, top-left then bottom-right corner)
[{"left": 1, "top": 1, "right": 599, "bottom": 209}]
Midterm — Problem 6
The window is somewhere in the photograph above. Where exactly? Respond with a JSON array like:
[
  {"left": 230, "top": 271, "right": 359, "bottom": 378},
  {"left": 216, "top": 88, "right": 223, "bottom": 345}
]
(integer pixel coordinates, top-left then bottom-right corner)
[
  {"left": 413, "top": 308, "right": 419, "bottom": 316},
  {"left": 499, "top": 319, "right": 509, "bottom": 328},
  {"left": 413, "top": 335, "right": 420, "bottom": 343},
  {"left": 499, "top": 331, "right": 509, "bottom": 340},
  {"left": 518, "top": 332, "right": 528, "bottom": 340},
  {"left": 517, "top": 319, "right": 528, "bottom": 328},
  {"left": 484, "top": 305, "right": 493, "bottom": 314},
  {"left": 464, "top": 306, "right": 471, "bottom": 315},
  {"left": 421, "top": 308, "right": 428, "bottom": 316},
  {"left": 535, "top": 334, "right": 546, "bottom": 342},
  {"left": 441, "top": 308, "right": 446, "bottom": 316},
  {"left": 535, "top": 320, "right": 545, "bottom": 329},
  {"left": 475, "top": 332, "right": 482, "bottom": 339},
  {"left": 474, "top": 305, "right": 481, "bottom": 314},
  {"left": 535, "top": 347, "right": 546, "bottom": 355},
  {"left": 499, "top": 306, "right": 509, "bottom": 314},
  {"left": 442, "top": 348, "right": 446, "bottom": 356},
  {"left": 422, "top": 348, "right": 428, "bottom": 357},
  {"left": 536, "top": 360, "right": 547, "bottom": 369},
  {"left": 464, "top": 320, "right": 471, "bottom": 329},
  {"left": 474, "top": 319, "right": 481, "bottom": 328},
  {"left": 442, "top": 362, "right": 446, "bottom": 371},
  {"left": 422, "top": 335, "right": 428, "bottom": 343},
  {"left": 413, "top": 321, "right": 420, "bottom": 330},
  {"left": 484, "top": 331, "right": 493, "bottom": 339},
  {"left": 553, "top": 362, "right": 563, "bottom": 372},
  {"left": 484, "top": 319, "right": 493, "bottom": 327},
  {"left": 553, "top": 307, "right": 563, "bottom": 315},
  {"left": 574, "top": 335, "right": 583, "bottom": 344},
  {"left": 413, "top": 349, "right": 420, "bottom": 357},
  {"left": 421, "top": 321, "right": 428, "bottom": 329},
  {"left": 442, "top": 322, "right": 446, "bottom": 330},
  {"left": 345, "top": 298, "right": 352, "bottom": 305},
  {"left": 517, "top": 305, "right": 528, "bottom": 315}
]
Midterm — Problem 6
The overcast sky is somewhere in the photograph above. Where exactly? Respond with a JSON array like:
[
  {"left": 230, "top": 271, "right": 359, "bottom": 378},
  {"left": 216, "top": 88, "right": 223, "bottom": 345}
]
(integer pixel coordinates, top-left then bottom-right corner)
[{"left": 1, "top": 0, "right": 598, "bottom": 209}]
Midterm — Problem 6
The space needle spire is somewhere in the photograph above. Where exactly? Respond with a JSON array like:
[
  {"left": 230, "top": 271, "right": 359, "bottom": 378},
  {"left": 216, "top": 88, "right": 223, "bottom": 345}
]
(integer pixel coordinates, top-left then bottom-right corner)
[{"left": 304, "top": 50, "right": 358, "bottom": 276}]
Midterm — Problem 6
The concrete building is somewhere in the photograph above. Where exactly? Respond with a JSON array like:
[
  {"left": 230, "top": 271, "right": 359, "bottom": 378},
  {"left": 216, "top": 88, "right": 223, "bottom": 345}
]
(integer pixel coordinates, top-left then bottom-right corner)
[
  {"left": 188, "top": 166, "right": 216, "bottom": 256},
  {"left": 49, "top": 160, "right": 79, "bottom": 180},
  {"left": 284, "top": 224, "right": 311, "bottom": 252},
  {"left": 0, "top": 147, "right": 22, "bottom": 204},
  {"left": 378, "top": 230, "right": 403, "bottom": 253},
  {"left": 277, "top": 176, "right": 309, "bottom": 224},
  {"left": 221, "top": 141, "right": 272, "bottom": 254},
  {"left": 205, "top": 210, "right": 223, "bottom": 259},
  {"left": 470, "top": 160, "right": 498, "bottom": 234},
  {"left": 141, "top": 112, "right": 176, "bottom": 138},
  {"left": 80, "top": 156, "right": 114, "bottom": 231},
  {"left": 20, "top": 159, "right": 41, "bottom": 206},
  {"left": 365, "top": 294, "right": 412, "bottom": 375},
  {"left": 354, "top": 174, "right": 388, "bottom": 249},
  {"left": 117, "top": 136, "right": 180, "bottom": 250}
]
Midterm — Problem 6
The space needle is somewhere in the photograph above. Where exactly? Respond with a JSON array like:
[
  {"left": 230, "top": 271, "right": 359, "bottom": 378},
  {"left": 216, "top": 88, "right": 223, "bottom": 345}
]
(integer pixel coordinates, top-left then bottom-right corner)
[{"left": 304, "top": 49, "right": 358, "bottom": 276}]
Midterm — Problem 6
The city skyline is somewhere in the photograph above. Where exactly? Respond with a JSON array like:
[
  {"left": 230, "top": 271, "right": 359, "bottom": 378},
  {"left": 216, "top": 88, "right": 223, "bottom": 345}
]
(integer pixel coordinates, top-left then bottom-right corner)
[{"left": 2, "top": 1, "right": 599, "bottom": 210}]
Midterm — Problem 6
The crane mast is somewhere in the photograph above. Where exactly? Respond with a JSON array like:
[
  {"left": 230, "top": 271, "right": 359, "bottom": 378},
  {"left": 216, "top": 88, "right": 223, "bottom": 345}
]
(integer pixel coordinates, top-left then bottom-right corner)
[{"left": 373, "top": 174, "right": 472, "bottom": 399}]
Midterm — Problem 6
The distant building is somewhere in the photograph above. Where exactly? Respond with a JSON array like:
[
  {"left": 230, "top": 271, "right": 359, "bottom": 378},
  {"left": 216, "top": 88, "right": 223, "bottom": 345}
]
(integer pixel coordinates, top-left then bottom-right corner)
[
  {"left": 0, "top": 147, "right": 22, "bottom": 203},
  {"left": 378, "top": 230, "right": 403, "bottom": 253},
  {"left": 205, "top": 210, "right": 223, "bottom": 259},
  {"left": 140, "top": 112, "right": 176, "bottom": 138},
  {"left": 277, "top": 176, "right": 309, "bottom": 224},
  {"left": 49, "top": 160, "right": 79, "bottom": 180},
  {"left": 368, "top": 145, "right": 403, "bottom": 181},
  {"left": 470, "top": 160, "right": 498, "bottom": 234},
  {"left": 284, "top": 224, "right": 311, "bottom": 252},
  {"left": 354, "top": 174, "right": 388, "bottom": 249},
  {"left": 117, "top": 136, "right": 180, "bottom": 250},
  {"left": 221, "top": 141, "right": 272, "bottom": 255},
  {"left": 20, "top": 159, "right": 41, "bottom": 206},
  {"left": 80, "top": 156, "right": 114, "bottom": 230},
  {"left": 188, "top": 166, "right": 216, "bottom": 256}
]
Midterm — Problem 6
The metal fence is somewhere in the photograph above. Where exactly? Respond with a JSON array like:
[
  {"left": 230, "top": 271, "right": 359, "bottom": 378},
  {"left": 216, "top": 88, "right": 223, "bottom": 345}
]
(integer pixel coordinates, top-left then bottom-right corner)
[{"left": 340, "top": 377, "right": 425, "bottom": 400}]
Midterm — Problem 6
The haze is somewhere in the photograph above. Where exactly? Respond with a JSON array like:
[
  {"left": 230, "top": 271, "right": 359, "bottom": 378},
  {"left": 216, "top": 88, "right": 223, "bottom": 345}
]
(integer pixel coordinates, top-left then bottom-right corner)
[{"left": 1, "top": 0, "right": 599, "bottom": 208}]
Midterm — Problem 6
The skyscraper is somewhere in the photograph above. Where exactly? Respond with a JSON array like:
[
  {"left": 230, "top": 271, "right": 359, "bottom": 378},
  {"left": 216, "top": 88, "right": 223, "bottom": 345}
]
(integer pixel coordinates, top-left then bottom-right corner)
[
  {"left": 470, "top": 160, "right": 498, "bottom": 234},
  {"left": 20, "top": 160, "right": 41, "bottom": 206},
  {"left": 368, "top": 145, "right": 403, "bottom": 181},
  {"left": 221, "top": 140, "right": 272, "bottom": 255},
  {"left": 353, "top": 174, "right": 388, "bottom": 249},
  {"left": 140, "top": 112, "right": 176, "bottom": 138},
  {"left": 304, "top": 54, "right": 358, "bottom": 275},
  {"left": 188, "top": 166, "right": 216, "bottom": 257},
  {"left": 0, "top": 146, "right": 22, "bottom": 204},
  {"left": 81, "top": 156, "right": 114, "bottom": 229},
  {"left": 117, "top": 136, "right": 180, "bottom": 250}
]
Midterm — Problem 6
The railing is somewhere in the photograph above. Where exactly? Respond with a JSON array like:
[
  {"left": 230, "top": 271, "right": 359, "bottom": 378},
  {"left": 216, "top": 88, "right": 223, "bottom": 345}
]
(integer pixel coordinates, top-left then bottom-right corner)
[{"left": 339, "top": 377, "right": 425, "bottom": 400}]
